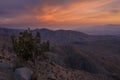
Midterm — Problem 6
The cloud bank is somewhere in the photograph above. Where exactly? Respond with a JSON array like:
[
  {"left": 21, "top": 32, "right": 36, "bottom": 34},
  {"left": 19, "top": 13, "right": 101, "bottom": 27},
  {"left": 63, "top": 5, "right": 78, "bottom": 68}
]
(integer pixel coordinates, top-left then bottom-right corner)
[{"left": 0, "top": 0, "right": 120, "bottom": 28}]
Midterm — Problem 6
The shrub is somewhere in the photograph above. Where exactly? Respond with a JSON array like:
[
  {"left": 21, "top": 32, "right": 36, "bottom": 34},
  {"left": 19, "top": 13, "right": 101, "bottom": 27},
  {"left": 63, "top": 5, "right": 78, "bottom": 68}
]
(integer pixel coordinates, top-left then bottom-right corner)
[{"left": 11, "top": 29, "right": 50, "bottom": 63}]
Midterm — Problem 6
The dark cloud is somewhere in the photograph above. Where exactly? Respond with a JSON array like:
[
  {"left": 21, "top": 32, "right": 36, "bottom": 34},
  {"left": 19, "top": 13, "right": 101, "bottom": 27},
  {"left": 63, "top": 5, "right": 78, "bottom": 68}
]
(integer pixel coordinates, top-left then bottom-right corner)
[
  {"left": 0, "top": 0, "right": 37, "bottom": 18},
  {"left": 0, "top": 0, "right": 91, "bottom": 18}
]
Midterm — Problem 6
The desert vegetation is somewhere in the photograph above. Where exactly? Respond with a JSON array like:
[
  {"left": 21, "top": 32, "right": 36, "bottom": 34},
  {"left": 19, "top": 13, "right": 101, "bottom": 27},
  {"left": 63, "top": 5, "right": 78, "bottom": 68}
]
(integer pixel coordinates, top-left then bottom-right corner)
[
  {"left": 11, "top": 29, "right": 49, "bottom": 61},
  {"left": 11, "top": 29, "right": 50, "bottom": 80}
]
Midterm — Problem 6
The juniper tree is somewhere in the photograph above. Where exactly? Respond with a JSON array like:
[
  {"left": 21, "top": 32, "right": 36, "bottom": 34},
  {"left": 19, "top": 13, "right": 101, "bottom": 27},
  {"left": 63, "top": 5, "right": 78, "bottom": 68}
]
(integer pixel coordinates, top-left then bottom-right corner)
[{"left": 11, "top": 29, "right": 50, "bottom": 63}]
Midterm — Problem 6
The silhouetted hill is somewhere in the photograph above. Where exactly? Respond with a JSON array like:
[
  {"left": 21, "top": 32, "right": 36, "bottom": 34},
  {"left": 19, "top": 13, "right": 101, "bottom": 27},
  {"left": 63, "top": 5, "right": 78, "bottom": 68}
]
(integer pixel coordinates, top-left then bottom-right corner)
[
  {"left": 0, "top": 28, "right": 88, "bottom": 45},
  {"left": 37, "top": 29, "right": 88, "bottom": 45},
  {"left": 0, "top": 27, "right": 23, "bottom": 36}
]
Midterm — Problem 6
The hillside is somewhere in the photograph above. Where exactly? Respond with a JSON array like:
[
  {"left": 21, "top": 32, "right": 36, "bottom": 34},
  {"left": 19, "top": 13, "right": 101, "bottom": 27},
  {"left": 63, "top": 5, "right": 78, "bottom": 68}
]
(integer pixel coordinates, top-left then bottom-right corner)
[{"left": 0, "top": 28, "right": 120, "bottom": 80}]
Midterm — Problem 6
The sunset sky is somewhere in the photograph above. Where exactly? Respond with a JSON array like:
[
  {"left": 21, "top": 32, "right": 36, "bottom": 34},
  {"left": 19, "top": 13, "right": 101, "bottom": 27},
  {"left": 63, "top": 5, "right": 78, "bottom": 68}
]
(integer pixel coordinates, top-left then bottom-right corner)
[{"left": 0, "top": 0, "right": 120, "bottom": 29}]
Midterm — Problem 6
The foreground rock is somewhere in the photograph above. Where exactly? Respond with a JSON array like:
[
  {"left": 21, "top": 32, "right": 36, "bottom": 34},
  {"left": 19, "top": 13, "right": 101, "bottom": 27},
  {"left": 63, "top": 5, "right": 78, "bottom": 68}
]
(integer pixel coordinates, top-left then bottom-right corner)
[
  {"left": 0, "top": 62, "right": 11, "bottom": 69},
  {"left": 14, "top": 67, "right": 33, "bottom": 80},
  {"left": 0, "top": 62, "right": 13, "bottom": 80}
]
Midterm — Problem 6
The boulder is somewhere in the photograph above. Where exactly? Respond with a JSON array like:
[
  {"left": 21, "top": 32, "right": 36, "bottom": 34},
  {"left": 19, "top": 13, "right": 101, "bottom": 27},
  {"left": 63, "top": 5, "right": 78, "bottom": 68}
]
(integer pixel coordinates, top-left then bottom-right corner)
[
  {"left": 14, "top": 67, "right": 33, "bottom": 80},
  {"left": 0, "top": 62, "right": 11, "bottom": 69}
]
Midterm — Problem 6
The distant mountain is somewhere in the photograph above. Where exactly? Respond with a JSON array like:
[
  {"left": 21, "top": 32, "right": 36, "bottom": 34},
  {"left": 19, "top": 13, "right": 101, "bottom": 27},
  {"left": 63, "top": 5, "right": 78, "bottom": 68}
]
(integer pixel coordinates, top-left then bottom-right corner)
[
  {"left": 35, "top": 28, "right": 89, "bottom": 45},
  {"left": 0, "top": 27, "right": 120, "bottom": 46},
  {"left": 0, "top": 27, "right": 119, "bottom": 44},
  {"left": 0, "top": 27, "right": 88, "bottom": 45},
  {"left": 77, "top": 24, "right": 120, "bottom": 35},
  {"left": 0, "top": 27, "right": 23, "bottom": 36}
]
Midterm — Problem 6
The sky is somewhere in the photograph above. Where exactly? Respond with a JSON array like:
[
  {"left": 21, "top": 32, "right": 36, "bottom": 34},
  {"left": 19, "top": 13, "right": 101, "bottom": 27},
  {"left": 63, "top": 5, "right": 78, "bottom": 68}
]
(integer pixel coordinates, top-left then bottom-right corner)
[{"left": 0, "top": 0, "right": 120, "bottom": 29}]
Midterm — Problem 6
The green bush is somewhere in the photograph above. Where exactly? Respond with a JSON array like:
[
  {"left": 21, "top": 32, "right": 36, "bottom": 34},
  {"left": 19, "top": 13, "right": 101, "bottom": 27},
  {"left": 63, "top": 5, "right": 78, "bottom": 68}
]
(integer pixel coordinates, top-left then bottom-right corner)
[{"left": 11, "top": 29, "right": 50, "bottom": 62}]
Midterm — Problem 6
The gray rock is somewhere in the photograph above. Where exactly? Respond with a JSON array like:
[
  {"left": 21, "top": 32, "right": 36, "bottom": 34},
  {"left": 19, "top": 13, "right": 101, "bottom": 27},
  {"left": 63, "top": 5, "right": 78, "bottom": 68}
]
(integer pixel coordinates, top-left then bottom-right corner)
[
  {"left": 14, "top": 67, "right": 33, "bottom": 80},
  {"left": 0, "top": 62, "right": 11, "bottom": 69}
]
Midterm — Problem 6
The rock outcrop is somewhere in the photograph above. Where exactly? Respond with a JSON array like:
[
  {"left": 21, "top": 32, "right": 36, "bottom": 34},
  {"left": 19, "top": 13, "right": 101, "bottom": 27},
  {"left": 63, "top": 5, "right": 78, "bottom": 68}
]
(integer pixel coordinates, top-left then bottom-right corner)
[{"left": 14, "top": 68, "right": 33, "bottom": 80}]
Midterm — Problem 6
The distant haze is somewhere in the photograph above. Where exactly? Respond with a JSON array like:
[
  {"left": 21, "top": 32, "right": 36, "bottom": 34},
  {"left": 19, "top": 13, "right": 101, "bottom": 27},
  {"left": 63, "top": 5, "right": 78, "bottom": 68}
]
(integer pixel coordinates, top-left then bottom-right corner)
[{"left": 74, "top": 24, "right": 120, "bottom": 35}]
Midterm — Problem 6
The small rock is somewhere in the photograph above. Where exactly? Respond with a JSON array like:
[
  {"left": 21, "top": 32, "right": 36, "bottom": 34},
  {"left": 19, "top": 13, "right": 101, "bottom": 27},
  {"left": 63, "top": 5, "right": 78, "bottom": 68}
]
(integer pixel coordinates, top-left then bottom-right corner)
[{"left": 14, "top": 67, "right": 33, "bottom": 80}]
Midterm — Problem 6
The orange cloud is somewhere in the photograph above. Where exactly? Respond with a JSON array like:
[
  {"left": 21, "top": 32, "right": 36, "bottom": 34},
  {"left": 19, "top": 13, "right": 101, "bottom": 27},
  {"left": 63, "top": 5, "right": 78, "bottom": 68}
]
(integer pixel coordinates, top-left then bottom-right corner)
[
  {"left": 0, "top": 0, "right": 120, "bottom": 26},
  {"left": 34, "top": 0, "right": 119, "bottom": 25}
]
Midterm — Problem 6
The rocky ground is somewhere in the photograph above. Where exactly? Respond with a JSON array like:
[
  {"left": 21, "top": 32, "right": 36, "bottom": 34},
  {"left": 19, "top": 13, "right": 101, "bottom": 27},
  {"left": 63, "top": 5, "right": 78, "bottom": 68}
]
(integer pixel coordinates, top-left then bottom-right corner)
[
  {"left": 36, "top": 62, "right": 114, "bottom": 80},
  {"left": 0, "top": 69, "right": 13, "bottom": 80},
  {"left": 0, "top": 50, "right": 116, "bottom": 80},
  {"left": 0, "top": 61, "right": 115, "bottom": 80}
]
